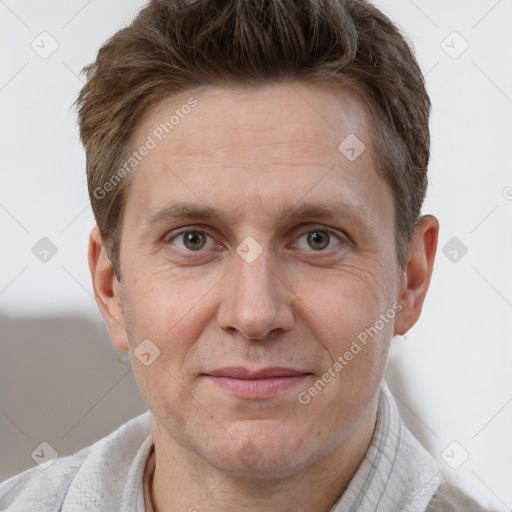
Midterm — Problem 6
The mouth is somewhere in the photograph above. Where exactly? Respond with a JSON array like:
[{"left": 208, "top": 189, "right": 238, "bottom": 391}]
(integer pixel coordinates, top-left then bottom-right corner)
[{"left": 202, "top": 367, "right": 312, "bottom": 399}]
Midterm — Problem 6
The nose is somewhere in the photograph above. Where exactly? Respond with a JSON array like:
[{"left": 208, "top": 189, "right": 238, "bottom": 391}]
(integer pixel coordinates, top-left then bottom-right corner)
[{"left": 217, "top": 249, "right": 294, "bottom": 341}]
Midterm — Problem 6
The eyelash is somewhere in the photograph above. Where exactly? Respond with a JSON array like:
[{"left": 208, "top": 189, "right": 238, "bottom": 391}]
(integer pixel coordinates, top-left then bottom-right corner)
[{"left": 165, "top": 225, "right": 347, "bottom": 258}]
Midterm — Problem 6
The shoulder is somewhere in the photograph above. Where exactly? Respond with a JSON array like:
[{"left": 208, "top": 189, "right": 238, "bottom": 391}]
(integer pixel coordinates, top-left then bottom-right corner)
[
  {"left": 0, "top": 412, "right": 153, "bottom": 512},
  {"left": 0, "top": 449, "right": 87, "bottom": 512},
  {"left": 426, "top": 478, "right": 496, "bottom": 512}
]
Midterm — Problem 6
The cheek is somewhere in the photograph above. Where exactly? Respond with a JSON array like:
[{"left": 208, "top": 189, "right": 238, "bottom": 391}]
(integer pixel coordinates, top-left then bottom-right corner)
[
  {"left": 131, "top": 355, "right": 208, "bottom": 453},
  {"left": 121, "top": 267, "right": 226, "bottom": 424},
  {"left": 121, "top": 265, "right": 221, "bottom": 355},
  {"left": 292, "top": 264, "right": 396, "bottom": 350},
  {"left": 289, "top": 262, "right": 397, "bottom": 415}
]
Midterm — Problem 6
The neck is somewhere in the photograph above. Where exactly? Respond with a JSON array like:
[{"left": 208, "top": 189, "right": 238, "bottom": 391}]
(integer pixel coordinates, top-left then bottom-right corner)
[{"left": 149, "top": 394, "right": 379, "bottom": 512}]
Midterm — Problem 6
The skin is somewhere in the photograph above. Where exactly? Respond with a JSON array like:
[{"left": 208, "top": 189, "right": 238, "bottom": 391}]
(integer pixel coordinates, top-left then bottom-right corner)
[{"left": 89, "top": 82, "right": 439, "bottom": 512}]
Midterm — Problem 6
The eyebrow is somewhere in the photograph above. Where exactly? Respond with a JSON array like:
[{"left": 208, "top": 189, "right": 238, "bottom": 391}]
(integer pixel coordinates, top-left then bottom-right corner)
[{"left": 144, "top": 200, "right": 369, "bottom": 228}]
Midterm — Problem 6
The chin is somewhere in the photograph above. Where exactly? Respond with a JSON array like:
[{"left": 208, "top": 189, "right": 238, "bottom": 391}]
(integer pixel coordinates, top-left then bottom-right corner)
[
  {"left": 207, "top": 424, "right": 318, "bottom": 478},
  {"left": 214, "top": 451, "right": 307, "bottom": 479}
]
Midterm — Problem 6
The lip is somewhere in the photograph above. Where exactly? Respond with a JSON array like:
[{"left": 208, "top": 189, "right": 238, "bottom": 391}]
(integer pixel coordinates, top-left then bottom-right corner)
[
  {"left": 203, "top": 366, "right": 311, "bottom": 399},
  {"left": 206, "top": 366, "right": 308, "bottom": 379}
]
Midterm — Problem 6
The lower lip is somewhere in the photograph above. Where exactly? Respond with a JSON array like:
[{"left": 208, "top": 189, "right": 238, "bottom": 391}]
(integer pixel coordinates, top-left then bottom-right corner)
[{"left": 205, "top": 375, "right": 310, "bottom": 398}]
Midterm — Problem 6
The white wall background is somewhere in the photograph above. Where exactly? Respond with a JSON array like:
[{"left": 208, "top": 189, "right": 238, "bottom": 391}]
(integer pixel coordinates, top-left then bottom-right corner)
[{"left": 0, "top": 0, "right": 511, "bottom": 510}]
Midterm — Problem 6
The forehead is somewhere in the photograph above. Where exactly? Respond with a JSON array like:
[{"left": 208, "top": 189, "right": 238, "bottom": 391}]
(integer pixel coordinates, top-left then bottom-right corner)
[
  {"left": 123, "top": 82, "right": 392, "bottom": 230},
  {"left": 137, "top": 82, "right": 369, "bottom": 161}
]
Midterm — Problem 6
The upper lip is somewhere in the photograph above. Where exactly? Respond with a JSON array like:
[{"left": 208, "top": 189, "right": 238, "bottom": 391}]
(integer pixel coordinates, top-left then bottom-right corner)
[{"left": 204, "top": 367, "right": 310, "bottom": 379}]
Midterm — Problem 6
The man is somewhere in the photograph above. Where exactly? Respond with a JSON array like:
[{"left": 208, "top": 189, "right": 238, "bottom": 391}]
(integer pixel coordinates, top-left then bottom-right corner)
[{"left": 0, "top": 0, "right": 491, "bottom": 510}]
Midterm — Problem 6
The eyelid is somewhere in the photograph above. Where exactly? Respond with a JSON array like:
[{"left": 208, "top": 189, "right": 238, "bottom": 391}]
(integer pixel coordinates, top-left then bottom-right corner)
[
  {"left": 166, "top": 226, "right": 207, "bottom": 239},
  {"left": 292, "top": 223, "right": 346, "bottom": 238}
]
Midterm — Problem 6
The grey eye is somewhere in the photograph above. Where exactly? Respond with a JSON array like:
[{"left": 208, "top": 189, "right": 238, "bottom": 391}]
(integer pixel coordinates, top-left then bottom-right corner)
[
  {"left": 171, "top": 231, "right": 213, "bottom": 252},
  {"left": 295, "top": 229, "right": 342, "bottom": 252},
  {"left": 182, "top": 232, "right": 207, "bottom": 250},
  {"left": 307, "top": 231, "right": 330, "bottom": 250}
]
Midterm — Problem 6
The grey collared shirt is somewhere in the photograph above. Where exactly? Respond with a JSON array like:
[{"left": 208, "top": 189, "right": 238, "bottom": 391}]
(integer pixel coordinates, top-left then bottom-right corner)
[
  {"left": 331, "top": 382, "right": 442, "bottom": 511},
  {"left": 0, "top": 381, "right": 490, "bottom": 511}
]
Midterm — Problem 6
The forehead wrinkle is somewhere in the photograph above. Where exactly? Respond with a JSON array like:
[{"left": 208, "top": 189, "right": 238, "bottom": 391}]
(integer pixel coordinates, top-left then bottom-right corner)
[
  {"left": 171, "top": 133, "right": 340, "bottom": 160},
  {"left": 164, "top": 139, "right": 345, "bottom": 175}
]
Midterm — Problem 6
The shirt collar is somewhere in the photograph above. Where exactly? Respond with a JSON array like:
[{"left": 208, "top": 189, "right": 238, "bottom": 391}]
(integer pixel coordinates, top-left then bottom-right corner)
[{"left": 330, "top": 381, "right": 442, "bottom": 512}]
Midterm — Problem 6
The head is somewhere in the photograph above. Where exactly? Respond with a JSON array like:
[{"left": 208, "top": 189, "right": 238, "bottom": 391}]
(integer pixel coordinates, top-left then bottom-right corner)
[{"left": 83, "top": 0, "right": 438, "bottom": 477}]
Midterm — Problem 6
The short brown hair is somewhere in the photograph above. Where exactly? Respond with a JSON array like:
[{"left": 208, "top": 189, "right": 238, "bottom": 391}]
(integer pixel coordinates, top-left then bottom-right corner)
[{"left": 76, "top": 0, "right": 431, "bottom": 277}]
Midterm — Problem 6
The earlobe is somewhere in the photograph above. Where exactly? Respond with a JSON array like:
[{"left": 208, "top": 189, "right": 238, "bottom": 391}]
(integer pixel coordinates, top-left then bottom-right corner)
[
  {"left": 88, "top": 227, "right": 129, "bottom": 351},
  {"left": 394, "top": 215, "right": 439, "bottom": 336}
]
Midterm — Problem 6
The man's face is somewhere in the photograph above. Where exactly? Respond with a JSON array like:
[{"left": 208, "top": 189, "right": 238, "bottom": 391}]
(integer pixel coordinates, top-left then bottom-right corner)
[{"left": 114, "top": 83, "right": 402, "bottom": 475}]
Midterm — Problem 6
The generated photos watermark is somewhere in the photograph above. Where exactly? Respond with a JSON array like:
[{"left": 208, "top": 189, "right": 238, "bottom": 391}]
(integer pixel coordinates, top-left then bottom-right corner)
[
  {"left": 93, "top": 97, "right": 198, "bottom": 200},
  {"left": 297, "top": 302, "right": 402, "bottom": 405}
]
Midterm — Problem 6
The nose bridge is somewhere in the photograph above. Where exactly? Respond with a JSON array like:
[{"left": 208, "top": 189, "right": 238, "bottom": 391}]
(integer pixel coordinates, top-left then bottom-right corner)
[
  {"left": 236, "top": 249, "right": 276, "bottom": 303},
  {"left": 218, "top": 246, "right": 293, "bottom": 340}
]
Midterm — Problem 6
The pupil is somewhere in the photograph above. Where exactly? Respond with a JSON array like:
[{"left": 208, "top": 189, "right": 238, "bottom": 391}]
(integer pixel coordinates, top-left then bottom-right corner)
[
  {"left": 184, "top": 232, "right": 205, "bottom": 250},
  {"left": 308, "top": 231, "right": 329, "bottom": 250}
]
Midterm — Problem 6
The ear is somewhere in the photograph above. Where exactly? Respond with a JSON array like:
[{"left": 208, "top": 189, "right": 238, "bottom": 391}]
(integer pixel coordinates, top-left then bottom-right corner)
[
  {"left": 394, "top": 215, "right": 439, "bottom": 335},
  {"left": 88, "top": 227, "right": 129, "bottom": 351}
]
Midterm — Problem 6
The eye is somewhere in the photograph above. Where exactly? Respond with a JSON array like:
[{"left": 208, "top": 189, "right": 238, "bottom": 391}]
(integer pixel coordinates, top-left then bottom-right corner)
[
  {"left": 168, "top": 230, "right": 215, "bottom": 252},
  {"left": 295, "top": 229, "right": 344, "bottom": 252},
  {"left": 165, "top": 226, "right": 345, "bottom": 256}
]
